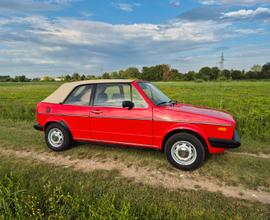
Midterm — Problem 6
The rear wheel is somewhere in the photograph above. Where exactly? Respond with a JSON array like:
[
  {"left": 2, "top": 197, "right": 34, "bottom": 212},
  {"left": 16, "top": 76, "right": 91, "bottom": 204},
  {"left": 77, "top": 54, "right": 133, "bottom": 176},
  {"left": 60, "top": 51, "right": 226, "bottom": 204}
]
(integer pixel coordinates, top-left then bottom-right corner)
[
  {"left": 45, "top": 123, "right": 72, "bottom": 151},
  {"left": 165, "top": 133, "right": 205, "bottom": 171}
]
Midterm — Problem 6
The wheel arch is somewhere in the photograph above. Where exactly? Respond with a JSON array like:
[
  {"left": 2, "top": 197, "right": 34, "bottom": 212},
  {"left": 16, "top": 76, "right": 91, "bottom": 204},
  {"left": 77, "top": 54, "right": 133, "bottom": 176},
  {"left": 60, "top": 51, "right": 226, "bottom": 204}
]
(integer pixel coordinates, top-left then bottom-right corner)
[
  {"left": 44, "top": 120, "right": 73, "bottom": 138},
  {"left": 162, "top": 128, "right": 208, "bottom": 153}
]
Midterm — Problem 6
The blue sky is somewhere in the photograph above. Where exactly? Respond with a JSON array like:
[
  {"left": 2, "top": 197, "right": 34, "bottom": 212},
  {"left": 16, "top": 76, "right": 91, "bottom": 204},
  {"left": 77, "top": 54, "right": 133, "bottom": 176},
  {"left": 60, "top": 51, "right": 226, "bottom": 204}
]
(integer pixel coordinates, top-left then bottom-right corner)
[{"left": 0, "top": 0, "right": 269, "bottom": 77}]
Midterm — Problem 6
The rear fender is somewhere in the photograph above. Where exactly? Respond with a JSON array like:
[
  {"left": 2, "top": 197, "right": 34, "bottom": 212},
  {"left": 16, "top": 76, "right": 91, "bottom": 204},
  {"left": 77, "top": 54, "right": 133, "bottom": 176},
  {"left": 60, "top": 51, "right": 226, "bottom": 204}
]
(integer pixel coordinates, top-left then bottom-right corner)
[{"left": 42, "top": 116, "right": 72, "bottom": 136}]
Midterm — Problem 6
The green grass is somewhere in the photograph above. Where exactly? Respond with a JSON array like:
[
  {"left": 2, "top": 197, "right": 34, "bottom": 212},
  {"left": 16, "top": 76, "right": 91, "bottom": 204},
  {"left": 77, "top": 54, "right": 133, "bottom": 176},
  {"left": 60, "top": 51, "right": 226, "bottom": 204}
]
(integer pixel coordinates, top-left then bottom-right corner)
[
  {"left": 0, "top": 119, "right": 270, "bottom": 192},
  {"left": 0, "top": 155, "right": 269, "bottom": 219},
  {"left": 0, "top": 81, "right": 270, "bottom": 141},
  {"left": 0, "top": 82, "right": 60, "bottom": 121}
]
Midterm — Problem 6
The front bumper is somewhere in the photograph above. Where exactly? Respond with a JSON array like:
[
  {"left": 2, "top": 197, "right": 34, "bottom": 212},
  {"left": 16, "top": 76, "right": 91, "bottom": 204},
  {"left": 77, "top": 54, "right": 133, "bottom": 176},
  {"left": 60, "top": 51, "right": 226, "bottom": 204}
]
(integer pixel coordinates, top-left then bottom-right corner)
[
  {"left": 33, "top": 124, "right": 43, "bottom": 131},
  {"left": 208, "top": 130, "right": 241, "bottom": 148}
]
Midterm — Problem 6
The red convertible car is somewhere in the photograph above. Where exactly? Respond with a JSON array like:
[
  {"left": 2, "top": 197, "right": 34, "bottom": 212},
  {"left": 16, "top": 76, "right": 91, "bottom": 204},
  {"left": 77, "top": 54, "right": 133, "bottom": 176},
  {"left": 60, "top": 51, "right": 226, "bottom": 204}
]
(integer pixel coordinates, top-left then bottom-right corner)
[{"left": 34, "top": 79, "right": 240, "bottom": 170}]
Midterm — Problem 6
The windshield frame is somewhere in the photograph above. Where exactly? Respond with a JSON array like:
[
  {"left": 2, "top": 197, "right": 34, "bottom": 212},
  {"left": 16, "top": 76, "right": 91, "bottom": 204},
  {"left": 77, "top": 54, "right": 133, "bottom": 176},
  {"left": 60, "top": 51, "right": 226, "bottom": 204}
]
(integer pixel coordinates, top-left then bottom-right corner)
[{"left": 137, "top": 81, "right": 172, "bottom": 106}]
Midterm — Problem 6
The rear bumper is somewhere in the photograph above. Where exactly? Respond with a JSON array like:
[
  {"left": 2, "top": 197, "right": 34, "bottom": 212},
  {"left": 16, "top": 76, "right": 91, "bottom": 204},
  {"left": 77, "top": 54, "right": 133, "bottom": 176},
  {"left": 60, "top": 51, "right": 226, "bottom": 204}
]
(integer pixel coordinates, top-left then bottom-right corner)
[
  {"left": 208, "top": 130, "right": 241, "bottom": 148},
  {"left": 33, "top": 124, "right": 43, "bottom": 131}
]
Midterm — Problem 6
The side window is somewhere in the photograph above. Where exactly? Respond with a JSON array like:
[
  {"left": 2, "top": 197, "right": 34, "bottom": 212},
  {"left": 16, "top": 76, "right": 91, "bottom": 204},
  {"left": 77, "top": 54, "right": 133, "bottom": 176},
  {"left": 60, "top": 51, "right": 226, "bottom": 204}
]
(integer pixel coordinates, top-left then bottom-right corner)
[
  {"left": 94, "top": 84, "right": 131, "bottom": 107},
  {"left": 132, "top": 87, "right": 148, "bottom": 108},
  {"left": 64, "top": 85, "right": 92, "bottom": 106},
  {"left": 93, "top": 83, "right": 148, "bottom": 108}
]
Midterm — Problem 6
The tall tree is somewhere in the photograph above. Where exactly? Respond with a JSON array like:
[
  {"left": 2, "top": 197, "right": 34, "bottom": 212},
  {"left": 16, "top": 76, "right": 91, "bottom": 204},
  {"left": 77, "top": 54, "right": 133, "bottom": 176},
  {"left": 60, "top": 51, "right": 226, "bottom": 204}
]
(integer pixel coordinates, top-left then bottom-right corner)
[
  {"left": 118, "top": 70, "right": 125, "bottom": 79},
  {"left": 162, "top": 64, "right": 170, "bottom": 81},
  {"left": 261, "top": 63, "right": 270, "bottom": 78},
  {"left": 141, "top": 65, "right": 163, "bottom": 81},
  {"left": 110, "top": 71, "right": 119, "bottom": 79},
  {"left": 199, "top": 67, "right": 212, "bottom": 81},
  {"left": 124, "top": 67, "right": 141, "bottom": 79},
  {"left": 102, "top": 72, "right": 110, "bottom": 79},
  {"left": 72, "top": 73, "right": 80, "bottom": 81},
  {"left": 251, "top": 64, "right": 262, "bottom": 73},
  {"left": 184, "top": 71, "right": 196, "bottom": 81},
  {"left": 211, "top": 67, "right": 220, "bottom": 80},
  {"left": 64, "top": 74, "right": 72, "bottom": 81},
  {"left": 80, "top": 74, "right": 86, "bottom": 80},
  {"left": 245, "top": 71, "right": 258, "bottom": 79},
  {"left": 0, "top": 76, "right": 11, "bottom": 82},
  {"left": 231, "top": 70, "right": 244, "bottom": 80},
  {"left": 169, "top": 69, "right": 183, "bottom": 81},
  {"left": 14, "top": 75, "right": 30, "bottom": 82},
  {"left": 86, "top": 75, "right": 96, "bottom": 80},
  {"left": 221, "top": 69, "right": 231, "bottom": 80}
]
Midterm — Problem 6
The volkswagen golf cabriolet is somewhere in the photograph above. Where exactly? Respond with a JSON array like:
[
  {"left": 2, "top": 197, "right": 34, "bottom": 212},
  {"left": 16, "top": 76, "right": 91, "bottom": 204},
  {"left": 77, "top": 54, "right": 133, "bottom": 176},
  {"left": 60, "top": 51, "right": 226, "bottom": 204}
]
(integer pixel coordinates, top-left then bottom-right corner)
[{"left": 34, "top": 79, "right": 240, "bottom": 170}]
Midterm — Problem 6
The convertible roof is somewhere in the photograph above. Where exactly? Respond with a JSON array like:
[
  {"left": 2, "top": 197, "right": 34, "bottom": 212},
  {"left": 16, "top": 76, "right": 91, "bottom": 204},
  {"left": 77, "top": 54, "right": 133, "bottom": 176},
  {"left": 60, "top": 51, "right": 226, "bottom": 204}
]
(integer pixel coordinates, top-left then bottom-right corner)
[{"left": 42, "top": 79, "right": 135, "bottom": 104}]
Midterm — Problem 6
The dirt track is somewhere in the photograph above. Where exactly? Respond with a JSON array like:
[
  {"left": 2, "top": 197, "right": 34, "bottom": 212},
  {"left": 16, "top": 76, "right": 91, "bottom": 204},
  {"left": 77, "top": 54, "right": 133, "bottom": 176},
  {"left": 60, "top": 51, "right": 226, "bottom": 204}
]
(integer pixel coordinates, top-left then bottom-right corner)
[
  {"left": 229, "top": 151, "right": 270, "bottom": 159},
  {"left": 1, "top": 148, "right": 270, "bottom": 204}
]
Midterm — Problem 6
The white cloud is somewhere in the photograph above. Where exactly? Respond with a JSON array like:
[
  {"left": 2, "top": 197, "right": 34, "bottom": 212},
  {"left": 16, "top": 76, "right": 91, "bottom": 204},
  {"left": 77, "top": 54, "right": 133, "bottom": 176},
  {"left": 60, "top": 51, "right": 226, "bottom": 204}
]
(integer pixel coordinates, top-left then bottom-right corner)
[
  {"left": 233, "top": 28, "right": 264, "bottom": 34},
  {"left": 0, "top": 15, "right": 266, "bottom": 76},
  {"left": 5, "top": 16, "right": 231, "bottom": 44},
  {"left": 200, "top": 0, "right": 270, "bottom": 6},
  {"left": 170, "top": 0, "right": 181, "bottom": 8},
  {"left": 80, "top": 11, "right": 94, "bottom": 17},
  {"left": 113, "top": 3, "right": 141, "bottom": 12},
  {"left": 222, "top": 7, "right": 270, "bottom": 19}
]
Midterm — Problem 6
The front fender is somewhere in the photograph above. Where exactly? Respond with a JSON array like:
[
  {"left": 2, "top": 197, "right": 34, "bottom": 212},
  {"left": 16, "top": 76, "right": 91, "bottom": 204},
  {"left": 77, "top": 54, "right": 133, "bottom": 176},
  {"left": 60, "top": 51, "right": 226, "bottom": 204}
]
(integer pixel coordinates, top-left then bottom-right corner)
[
  {"left": 163, "top": 122, "right": 208, "bottom": 143},
  {"left": 157, "top": 122, "right": 224, "bottom": 154}
]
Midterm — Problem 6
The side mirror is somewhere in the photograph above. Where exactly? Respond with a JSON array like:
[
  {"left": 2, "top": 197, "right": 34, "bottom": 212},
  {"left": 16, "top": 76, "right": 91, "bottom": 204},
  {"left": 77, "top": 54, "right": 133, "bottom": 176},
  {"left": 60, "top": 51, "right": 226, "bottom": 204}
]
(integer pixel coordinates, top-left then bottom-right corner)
[{"left": 122, "top": 100, "right": 134, "bottom": 110}]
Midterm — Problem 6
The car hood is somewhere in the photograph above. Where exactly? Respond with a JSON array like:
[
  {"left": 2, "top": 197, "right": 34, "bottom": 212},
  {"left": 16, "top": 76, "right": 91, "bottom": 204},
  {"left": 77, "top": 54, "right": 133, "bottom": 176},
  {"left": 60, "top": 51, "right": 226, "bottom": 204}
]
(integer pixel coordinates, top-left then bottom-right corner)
[{"left": 163, "top": 104, "right": 235, "bottom": 126}]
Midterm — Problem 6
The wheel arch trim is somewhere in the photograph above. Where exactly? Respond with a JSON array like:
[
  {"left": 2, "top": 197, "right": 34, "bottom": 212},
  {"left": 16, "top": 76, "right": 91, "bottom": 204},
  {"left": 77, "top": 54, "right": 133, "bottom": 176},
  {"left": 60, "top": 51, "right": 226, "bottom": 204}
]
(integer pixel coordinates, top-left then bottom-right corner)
[
  {"left": 161, "top": 125, "right": 209, "bottom": 152},
  {"left": 44, "top": 120, "right": 73, "bottom": 138}
]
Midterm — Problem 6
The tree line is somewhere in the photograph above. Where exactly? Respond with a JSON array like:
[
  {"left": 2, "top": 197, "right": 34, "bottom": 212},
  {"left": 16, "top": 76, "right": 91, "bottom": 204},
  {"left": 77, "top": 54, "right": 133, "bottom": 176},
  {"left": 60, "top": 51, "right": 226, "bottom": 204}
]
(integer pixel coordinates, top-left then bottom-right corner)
[{"left": 1, "top": 63, "right": 270, "bottom": 82}]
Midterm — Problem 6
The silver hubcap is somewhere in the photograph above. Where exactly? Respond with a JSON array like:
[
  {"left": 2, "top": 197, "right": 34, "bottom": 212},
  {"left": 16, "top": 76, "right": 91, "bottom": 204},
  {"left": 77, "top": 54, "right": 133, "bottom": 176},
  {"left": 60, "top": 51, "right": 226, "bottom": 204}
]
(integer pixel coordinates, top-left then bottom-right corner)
[
  {"left": 48, "top": 128, "right": 64, "bottom": 148},
  {"left": 171, "top": 141, "right": 197, "bottom": 165}
]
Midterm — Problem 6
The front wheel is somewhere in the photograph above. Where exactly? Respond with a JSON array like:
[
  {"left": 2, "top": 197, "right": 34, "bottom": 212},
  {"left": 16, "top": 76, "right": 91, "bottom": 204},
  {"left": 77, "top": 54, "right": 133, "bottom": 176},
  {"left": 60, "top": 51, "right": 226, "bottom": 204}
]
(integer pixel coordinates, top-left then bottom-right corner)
[{"left": 165, "top": 133, "right": 205, "bottom": 171}]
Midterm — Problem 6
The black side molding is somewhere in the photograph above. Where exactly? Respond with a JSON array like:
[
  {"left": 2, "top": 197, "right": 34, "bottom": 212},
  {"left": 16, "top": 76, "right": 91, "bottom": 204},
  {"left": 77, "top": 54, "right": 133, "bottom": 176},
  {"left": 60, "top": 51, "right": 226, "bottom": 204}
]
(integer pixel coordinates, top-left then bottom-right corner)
[
  {"left": 33, "top": 124, "right": 43, "bottom": 131},
  {"left": 208, "top": 130, "right": 241, "bottom": 148}
]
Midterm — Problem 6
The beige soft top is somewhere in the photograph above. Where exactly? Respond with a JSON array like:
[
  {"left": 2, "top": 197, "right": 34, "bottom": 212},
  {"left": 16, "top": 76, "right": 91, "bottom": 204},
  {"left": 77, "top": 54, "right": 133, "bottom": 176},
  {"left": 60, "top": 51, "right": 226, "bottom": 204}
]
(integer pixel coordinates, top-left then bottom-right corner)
[{"left": 42, "top": 79, "right": 135, "bottom": 104}]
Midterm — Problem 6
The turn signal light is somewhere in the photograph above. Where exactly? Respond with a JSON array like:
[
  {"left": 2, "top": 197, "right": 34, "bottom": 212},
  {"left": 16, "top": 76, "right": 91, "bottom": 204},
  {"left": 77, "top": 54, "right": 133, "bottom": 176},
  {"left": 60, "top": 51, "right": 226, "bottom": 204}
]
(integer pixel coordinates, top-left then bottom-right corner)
[{"left": 218, "top": 127, "right": 227, "bottom": 132}]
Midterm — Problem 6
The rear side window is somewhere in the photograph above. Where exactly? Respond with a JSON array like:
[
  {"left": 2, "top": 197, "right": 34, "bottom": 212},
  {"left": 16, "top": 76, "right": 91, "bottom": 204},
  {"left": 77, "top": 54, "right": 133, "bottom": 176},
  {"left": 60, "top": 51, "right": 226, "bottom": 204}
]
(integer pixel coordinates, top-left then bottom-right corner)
[{"left": 64, "top": 85, "right": 92, "bottom": 106}]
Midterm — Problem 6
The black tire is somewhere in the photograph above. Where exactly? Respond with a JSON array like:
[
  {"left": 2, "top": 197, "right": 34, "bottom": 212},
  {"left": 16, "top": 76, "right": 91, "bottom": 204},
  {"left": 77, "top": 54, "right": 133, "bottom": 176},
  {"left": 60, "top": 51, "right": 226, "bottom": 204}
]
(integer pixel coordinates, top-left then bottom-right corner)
[
  {"left": 165, "top": 133, "right": 205, "bottom": 171},
  {"left": 45, "top": 123, "right": 72, "bottom": 151}
]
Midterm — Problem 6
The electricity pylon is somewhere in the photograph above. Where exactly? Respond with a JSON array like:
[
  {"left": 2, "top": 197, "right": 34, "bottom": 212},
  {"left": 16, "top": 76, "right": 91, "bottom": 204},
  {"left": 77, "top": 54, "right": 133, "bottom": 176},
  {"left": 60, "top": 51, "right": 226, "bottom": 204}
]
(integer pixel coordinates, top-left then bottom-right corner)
[{"left": 219, "top": 52, "right": 225, "bottom": 70}]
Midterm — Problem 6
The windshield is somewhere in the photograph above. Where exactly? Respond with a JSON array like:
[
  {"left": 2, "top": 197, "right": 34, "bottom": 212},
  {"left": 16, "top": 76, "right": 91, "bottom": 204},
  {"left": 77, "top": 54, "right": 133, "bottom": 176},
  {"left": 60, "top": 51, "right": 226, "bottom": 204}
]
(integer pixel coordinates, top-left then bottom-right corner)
[{"left": 137, "top": 82, "right": 171, "bottom": 106}]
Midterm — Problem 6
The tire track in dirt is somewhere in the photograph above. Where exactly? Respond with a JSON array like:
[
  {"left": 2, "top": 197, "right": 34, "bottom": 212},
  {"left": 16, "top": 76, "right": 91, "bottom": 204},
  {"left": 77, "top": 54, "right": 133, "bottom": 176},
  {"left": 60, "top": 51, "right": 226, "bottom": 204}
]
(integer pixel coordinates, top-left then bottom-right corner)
[
  {"left": 1, "top": 148, "right": 270, "bottom": 205},
  {"left": 228, "top": 151, "right": 270, "bottom": 159}
]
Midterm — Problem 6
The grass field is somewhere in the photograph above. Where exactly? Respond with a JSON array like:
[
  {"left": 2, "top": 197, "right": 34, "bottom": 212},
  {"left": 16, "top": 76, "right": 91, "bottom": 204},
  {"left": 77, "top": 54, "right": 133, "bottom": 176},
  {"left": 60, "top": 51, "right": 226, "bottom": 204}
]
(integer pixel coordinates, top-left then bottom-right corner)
[
  {"left": 1, "top": 154, "right": 270, "bottom": 219},
  {"left": 0, "top": 81, "right": 270, "bottom": 141},
  {"left": 0, "top": 81, "right": 269, "bottom": 219}
]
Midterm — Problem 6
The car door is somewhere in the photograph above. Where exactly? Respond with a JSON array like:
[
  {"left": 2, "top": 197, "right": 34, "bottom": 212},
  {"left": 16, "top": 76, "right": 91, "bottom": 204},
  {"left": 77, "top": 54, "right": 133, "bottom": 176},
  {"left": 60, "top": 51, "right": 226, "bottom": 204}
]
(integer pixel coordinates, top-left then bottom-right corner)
[
  {"left": 89, "top": 83, "right": 153, "bottom": 146},
  {"left": 53, "top": 84, "right": 93, "bottom": 140}
]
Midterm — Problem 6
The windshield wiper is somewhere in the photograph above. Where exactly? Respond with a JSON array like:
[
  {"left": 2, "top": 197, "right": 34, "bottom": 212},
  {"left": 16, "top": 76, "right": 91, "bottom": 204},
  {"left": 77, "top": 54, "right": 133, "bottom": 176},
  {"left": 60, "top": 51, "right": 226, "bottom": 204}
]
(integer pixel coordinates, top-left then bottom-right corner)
[
  {"left": 157, "top": 100, "right": 177, "bottom": 106},
  {"left": 156, "top": 101, "right": 169, "bottom": 106}
]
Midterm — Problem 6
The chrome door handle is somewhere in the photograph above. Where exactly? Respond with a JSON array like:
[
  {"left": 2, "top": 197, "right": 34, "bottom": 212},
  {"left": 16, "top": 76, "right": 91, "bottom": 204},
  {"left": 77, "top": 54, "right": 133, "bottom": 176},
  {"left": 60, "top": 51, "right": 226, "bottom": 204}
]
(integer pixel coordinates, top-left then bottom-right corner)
[{"left": 91, "top": 110, "right": 103, "bottom": 114}]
